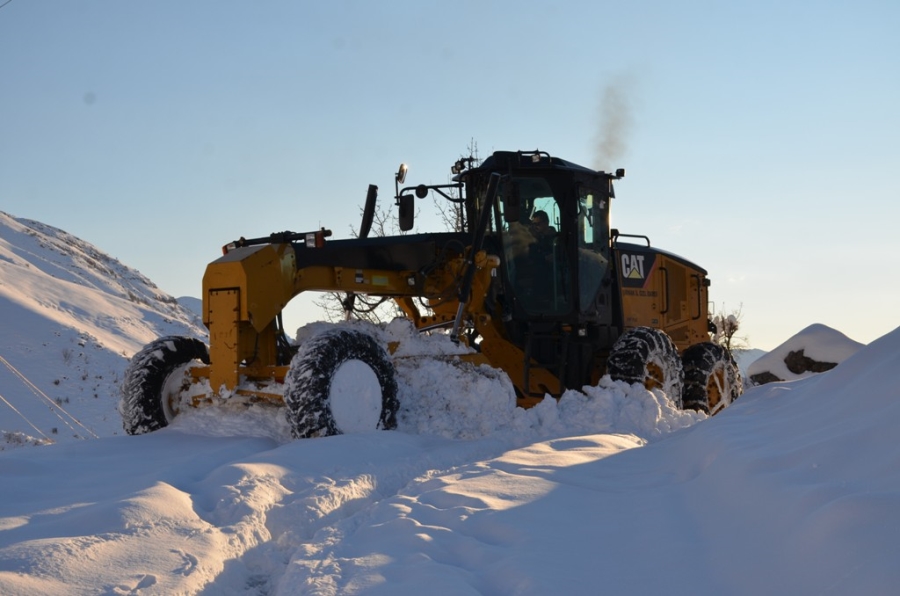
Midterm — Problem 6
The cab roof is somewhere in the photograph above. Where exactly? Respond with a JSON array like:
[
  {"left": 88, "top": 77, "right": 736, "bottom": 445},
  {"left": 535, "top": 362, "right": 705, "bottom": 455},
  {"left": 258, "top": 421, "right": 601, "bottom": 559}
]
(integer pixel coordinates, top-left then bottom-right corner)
[{"left": 473, "top": 150, "right": 602, "bottom": 176}]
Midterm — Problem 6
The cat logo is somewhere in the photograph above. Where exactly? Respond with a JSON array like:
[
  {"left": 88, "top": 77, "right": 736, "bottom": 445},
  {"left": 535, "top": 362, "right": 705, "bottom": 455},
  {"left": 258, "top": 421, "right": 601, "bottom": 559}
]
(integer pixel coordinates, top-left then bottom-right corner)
[{"left": 621, "top": 253, "right": 646, "bottom": 280}]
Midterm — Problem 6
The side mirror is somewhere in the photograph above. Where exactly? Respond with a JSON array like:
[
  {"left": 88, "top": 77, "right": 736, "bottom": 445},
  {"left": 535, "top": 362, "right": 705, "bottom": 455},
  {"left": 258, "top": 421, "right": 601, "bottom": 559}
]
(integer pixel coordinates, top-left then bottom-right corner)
[
  {"left": 501, "top": 180, "right": 521, "bottom": 223},
  {"left": 398, "top": 194, "right": 415, "bottom": 231},
  {"left": 396, "top": 164, "right": 408, "bottom": 185}
]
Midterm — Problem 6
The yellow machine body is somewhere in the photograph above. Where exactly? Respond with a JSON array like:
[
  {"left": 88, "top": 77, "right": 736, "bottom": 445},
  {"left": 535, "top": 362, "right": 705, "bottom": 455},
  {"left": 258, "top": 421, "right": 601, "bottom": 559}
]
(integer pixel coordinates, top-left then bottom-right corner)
[{"left": 195, "top": 234, "right": 711, "bottom": 409}]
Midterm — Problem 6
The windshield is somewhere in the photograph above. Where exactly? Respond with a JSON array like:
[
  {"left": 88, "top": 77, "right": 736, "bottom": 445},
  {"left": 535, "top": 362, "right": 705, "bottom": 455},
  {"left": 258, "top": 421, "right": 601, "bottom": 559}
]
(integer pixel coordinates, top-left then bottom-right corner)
[
  {"left": 577, "top": 189, "right": 610, "bottom": 311},
  {"left": 496, "top": 177, "right": 571, "bottom": 315}
]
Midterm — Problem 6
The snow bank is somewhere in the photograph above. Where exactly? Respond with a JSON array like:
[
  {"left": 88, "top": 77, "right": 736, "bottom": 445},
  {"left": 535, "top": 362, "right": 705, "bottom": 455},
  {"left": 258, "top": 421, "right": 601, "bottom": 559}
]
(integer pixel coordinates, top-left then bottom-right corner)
[
  {"left": 3, "top": 326, "right": 899, "bottom": 595},
  {"left": 292, "top": 318, "right": 705, "bottom": 445}
]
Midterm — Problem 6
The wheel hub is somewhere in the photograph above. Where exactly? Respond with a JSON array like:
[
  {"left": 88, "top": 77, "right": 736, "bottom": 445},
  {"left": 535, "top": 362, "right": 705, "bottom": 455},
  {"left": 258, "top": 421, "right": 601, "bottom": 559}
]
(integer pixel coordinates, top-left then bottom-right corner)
[
  {"left": 645, "top": 362, "right": 665, "bottom": 391},
  {"left": 329, "top": 359, "right": 383, "bottom": 433}
]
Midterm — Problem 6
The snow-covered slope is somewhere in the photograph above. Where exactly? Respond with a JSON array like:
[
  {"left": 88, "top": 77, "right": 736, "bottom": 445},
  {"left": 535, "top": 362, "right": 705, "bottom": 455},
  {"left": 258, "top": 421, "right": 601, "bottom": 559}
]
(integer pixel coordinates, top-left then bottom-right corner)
[
  {"left": 0, "top": 212, "right": 206, "bottom": 445},
  {"left": 1, "top": 323, "right": 898, "bottom": 594},
  {"left": 732, "top": 347, "right": 766, "bottom": 377},
  {"left": 747, "top": 323, "right": 864, "bottom": 384}
]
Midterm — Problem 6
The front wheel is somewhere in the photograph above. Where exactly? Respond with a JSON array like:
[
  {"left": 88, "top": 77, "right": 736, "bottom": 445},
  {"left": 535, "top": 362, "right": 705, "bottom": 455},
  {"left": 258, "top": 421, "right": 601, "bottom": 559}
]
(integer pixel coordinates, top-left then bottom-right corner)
[
  {"left": 607, "top": 327, "right": 685, "bottom": 407},
  {"left": 681, "top": 342, "right": 743, "bottom": 414},
  {"left": 120, "top": 336, "right": 209, "bottom": 435},
  {"left": 284, "top": 328, "right": 399, "bottom": 439}
]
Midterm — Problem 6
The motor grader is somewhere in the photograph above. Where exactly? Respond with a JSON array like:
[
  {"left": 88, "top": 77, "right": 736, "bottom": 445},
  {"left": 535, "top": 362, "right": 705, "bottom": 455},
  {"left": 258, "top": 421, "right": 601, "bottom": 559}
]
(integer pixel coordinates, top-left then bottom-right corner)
[{"left": 121, "top": 150, "right": 742, "bottom": 438}]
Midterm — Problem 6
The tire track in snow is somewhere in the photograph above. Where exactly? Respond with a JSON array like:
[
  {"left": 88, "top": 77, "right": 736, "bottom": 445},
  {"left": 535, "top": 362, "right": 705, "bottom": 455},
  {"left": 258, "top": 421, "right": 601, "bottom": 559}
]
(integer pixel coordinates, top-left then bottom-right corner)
[{"left": 185, "top": 430, "right": 522, "bottom": 595}]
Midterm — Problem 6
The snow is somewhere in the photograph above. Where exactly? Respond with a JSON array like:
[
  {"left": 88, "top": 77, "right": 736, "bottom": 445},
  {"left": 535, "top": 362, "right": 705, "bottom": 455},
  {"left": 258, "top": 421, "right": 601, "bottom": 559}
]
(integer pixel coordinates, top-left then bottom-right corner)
[
  {"left": 733, "top": 347, "right": 766, "bottom": 376},
  {"left": 328, "top": 360, "right": 384, "bottom": 433},
  {"left": 0, "top": 212, "right": 207, "bottom": 444},
  {"left": 2, "top": 214, "right": 899, "bottom": 594},
  {"left": 747, "top": 323, "right": 865, "bottom": 382}
]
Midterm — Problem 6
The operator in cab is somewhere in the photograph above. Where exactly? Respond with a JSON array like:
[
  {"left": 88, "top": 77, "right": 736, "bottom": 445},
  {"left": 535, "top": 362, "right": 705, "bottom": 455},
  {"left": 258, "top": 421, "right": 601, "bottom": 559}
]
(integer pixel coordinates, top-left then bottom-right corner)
[{"left": 529, "top": 210, "right": 556, "bottom": 262}]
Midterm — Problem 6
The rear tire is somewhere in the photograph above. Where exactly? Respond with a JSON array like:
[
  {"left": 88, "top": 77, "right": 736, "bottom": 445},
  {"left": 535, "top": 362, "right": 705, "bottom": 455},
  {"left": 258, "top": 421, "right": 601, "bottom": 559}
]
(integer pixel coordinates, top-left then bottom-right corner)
[
  {"left": 607, "top": 327, "right": 685, "bottom": 407},
  {"left": 284, "top": 329, "right": 399, "bottom": 439},
  {"left": 682, "top": 342, "right": 743, "bottom": 414},
  {"left": 120, "top": 336, "right": 209, "bottom": 435}
]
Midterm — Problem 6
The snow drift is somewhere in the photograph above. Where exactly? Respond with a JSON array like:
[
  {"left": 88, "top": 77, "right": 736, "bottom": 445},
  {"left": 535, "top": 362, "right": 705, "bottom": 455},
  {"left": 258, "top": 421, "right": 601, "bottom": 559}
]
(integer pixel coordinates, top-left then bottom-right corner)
[{"left": 1, "top": 326, "right": 898, "bottom": 594}]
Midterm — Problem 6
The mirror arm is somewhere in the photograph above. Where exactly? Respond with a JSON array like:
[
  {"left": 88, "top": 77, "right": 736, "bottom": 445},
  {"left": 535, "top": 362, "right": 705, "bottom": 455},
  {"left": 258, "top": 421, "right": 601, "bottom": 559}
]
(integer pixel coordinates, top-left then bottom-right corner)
[{"left": 396, "top": 182, "right": 464, "bottom": 203}]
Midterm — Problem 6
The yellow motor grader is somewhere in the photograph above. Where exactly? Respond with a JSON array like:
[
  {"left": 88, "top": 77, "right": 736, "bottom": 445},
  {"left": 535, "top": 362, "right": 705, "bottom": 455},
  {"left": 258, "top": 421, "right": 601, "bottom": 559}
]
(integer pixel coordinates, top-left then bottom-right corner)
[{"left": 121, "top": 150, "right": 742, "bottom": 438}]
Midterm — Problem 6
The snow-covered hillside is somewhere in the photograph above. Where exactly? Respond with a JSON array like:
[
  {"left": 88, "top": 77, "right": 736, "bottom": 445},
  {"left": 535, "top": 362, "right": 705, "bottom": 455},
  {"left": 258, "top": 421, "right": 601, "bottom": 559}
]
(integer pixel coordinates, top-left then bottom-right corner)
[{"left": 0, "top": 211, "right": 206, "bottom": 444}]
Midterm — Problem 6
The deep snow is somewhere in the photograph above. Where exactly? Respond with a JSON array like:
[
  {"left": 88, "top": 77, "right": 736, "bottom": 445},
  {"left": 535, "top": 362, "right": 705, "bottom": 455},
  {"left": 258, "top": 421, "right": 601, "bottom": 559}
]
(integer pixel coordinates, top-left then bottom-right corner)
[{"left": 2, "top": 212, "right": 898, "bottom": 595}]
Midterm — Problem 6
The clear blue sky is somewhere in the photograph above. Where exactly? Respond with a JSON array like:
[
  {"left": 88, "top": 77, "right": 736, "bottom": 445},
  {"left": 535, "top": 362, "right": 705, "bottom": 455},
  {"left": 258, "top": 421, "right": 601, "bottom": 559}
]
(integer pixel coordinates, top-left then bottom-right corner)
[{"left": 2, "top": 0, "right": 898, "bottom": 350}]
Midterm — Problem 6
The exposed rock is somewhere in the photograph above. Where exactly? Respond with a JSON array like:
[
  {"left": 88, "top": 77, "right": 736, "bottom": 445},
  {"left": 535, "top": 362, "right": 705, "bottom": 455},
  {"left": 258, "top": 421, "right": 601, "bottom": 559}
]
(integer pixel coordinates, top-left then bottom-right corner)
[
  {"left": 749, "top": 371, "right": 782, "bottom": 386},
  {"left": 784, "top": 349, "right": 837, "bottom": 375},
  {"left": 747, "top": 324, "right": 864, "bottom": 387}
]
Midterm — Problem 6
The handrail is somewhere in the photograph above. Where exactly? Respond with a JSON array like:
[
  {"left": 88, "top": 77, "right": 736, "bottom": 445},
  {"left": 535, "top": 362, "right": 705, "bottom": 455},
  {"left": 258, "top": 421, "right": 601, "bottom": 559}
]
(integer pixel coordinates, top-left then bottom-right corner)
[
  {"left": 691, "top": 274, "right": 703, "bottom": 320},
  {"left": 659, "top": 267, "right": 669, "bottom": 315},
  {"left": 611, "top": 230, "right": 651, "bottom": 247}
]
